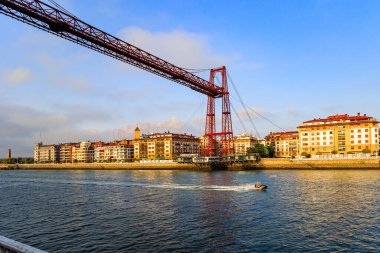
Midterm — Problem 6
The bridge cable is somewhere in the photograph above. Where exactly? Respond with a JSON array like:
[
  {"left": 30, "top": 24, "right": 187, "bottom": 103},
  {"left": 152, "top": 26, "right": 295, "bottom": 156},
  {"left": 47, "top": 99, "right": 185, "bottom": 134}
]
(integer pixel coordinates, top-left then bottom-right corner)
[
  {"left": 182, "top": 68, "right": 211, "bottom": 74},
  {"left": 230, "top": 102, "right": 249, "bottom": 134},
  {"left": 227, "top": 71, "right": 288, "bottom": 135},
  {"left": 214, "top": 74, "right": 258, "bottom": 138},
  {"left": 226, "top": 71, "right": 262, "bottom": 138},
  {"left": 177, "top": 93, "right": 205, "bottom": 136},
  {"left": 46, "top": 0, "right": 77, "bottom": 17}
]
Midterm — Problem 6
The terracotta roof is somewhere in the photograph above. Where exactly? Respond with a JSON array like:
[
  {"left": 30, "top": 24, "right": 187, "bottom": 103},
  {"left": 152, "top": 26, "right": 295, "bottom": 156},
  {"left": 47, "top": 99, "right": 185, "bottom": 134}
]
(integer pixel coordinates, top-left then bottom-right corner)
[
  {"left": 303, "top": 113, "right": 374, "bottom": 124},
  {"left": 269, "top": 131, "right": 298, "bottom": 136}
]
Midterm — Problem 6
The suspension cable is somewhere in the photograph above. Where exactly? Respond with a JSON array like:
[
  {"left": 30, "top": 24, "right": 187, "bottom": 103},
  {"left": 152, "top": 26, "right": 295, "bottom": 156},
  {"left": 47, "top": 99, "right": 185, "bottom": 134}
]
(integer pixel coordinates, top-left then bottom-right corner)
[
  {"left": 226, "top": 71, "right": 261, "bottom": 138},
  {"left": 182, "top": 68, "right": 211, "bottom": 74},
  {"left": 227, "top": 70, "right": 286, "bottom": 134},
  {"left": 231, "top": 102, "right": 249, "bottom": 134},
  {"left": 46, "top": 0, "right": 77, "bottom": 17}
]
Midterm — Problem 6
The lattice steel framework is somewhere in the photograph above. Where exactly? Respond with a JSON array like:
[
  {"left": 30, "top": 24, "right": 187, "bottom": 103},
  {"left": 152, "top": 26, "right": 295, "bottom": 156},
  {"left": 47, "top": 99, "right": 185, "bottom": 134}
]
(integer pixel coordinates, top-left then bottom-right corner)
[
  {"left": 204, "top": 66, "right": 234, "bottom": 157},
  {"left": 0, "top": 0, "right": 235, "bottom": 157}
]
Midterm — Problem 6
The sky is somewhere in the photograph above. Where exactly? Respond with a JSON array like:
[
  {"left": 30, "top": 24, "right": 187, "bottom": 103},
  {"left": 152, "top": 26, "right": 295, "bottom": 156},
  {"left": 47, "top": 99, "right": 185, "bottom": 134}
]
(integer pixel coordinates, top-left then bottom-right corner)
[{"left": 1, "top": 0, "right": 380, "bottom": 157}]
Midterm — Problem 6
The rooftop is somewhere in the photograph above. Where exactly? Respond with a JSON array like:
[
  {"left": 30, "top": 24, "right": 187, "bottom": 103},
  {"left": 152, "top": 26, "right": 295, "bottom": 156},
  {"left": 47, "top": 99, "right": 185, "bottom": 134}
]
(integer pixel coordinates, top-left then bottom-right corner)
[{"left": 302, "top": 113, "right": 378, "bottom": 124}]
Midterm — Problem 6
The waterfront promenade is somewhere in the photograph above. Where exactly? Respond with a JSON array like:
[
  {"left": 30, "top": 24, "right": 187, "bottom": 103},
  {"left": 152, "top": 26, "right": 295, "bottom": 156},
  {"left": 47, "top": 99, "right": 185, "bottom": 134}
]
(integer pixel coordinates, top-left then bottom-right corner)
[{"left": 2, "top": 158, "right": 380, "bottom": 170}]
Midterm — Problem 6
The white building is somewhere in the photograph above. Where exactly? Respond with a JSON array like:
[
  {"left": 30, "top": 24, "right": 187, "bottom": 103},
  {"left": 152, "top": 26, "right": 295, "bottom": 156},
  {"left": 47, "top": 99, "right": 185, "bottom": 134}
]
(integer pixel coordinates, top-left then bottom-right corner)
[
  {"left": 94, "top": 141, "right": 134, "bottom": 163},
  {"left": 72, "top": 142, "right": 94, "bottom": 163},
  {"left": 34, "top": 142, "right": 59, "bottom": 163}
]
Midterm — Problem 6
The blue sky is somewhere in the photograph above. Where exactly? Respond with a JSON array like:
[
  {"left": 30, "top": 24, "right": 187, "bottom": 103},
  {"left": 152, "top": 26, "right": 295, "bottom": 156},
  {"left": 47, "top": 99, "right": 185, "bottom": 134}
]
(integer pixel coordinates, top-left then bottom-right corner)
[{"left": 1, "top": 0, "right": 380, "bottom": 156}]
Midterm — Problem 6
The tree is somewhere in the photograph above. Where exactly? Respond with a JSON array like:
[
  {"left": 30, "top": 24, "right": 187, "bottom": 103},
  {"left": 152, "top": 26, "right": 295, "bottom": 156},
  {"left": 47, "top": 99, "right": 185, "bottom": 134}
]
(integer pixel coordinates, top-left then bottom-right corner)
[
  {"left": 248, "top": 143, "right": 268, "bottom": 158},
  {"left": 362, "top": 148, "right": 370, "bottom": 154},
  {"left": 266, "top": 144, "right": 275, "bottom": 158}
]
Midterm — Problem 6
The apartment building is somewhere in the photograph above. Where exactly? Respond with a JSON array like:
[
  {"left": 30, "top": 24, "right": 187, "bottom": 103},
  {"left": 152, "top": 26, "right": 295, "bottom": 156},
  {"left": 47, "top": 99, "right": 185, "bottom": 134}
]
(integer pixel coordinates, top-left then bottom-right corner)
[
  {"left": 71, "top": 141, "right": 94, "bottom": 163},
  {"left": 134, "top": 127, "right": 200, "bottom": 160},
  {"left": 59, "top": 143, "right": 78, "bottom": 163},
  {"left": 34, "top": 142, "right": 60, "bottom": 163},
  {"left": 298, "top": 113, "right": 379, "bottom": 156},
  {"left": 268, "top": 131, "right": 299, "bottom": 157},
  {"left": 233, "top": 134, "right": 258, "bottom": 155},
  {"left": 94, "top": 140, "right": 134, "bottom": 163}
]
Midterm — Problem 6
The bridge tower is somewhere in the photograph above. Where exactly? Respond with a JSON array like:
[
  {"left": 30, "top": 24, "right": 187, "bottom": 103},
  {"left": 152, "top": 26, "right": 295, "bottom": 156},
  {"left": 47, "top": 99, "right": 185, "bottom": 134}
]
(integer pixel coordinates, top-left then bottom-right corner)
[{"left": 204, "top": 66, "right": 234, "bottom": 157}]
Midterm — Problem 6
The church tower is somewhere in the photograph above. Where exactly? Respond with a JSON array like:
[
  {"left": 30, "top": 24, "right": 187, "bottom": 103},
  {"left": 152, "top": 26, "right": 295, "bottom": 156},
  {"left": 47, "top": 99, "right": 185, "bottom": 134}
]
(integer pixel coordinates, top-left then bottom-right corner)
[{"left": 134, "top": 126, "right": 141, "bottom": 139}]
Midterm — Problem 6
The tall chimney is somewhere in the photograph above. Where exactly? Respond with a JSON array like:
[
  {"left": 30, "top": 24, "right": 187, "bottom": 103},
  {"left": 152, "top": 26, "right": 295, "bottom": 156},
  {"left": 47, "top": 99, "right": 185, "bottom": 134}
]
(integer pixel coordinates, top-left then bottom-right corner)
[{"left": 7, "top": 148, "right": 11, "bottom": 160}]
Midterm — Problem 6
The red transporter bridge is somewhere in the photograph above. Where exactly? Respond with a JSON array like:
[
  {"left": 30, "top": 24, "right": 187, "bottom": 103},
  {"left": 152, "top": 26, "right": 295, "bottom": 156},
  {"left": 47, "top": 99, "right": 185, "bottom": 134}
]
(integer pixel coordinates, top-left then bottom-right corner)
[{"left": 0, "top": 0, "right": 234, "bottom": 157}]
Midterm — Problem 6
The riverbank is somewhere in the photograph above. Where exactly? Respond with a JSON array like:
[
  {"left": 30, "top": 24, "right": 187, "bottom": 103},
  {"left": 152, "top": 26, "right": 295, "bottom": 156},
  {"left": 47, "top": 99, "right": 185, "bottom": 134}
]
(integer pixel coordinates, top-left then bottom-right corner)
[{"left": 2, "top": 158, "right": 380, "bottom": 170}]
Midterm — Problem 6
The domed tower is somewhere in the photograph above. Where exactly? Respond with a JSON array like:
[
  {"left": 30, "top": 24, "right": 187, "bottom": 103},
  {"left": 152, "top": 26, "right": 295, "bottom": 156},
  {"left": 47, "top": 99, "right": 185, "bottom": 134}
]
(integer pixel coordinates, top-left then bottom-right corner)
[{"left": 134, "top": 126, "right": 141, "bottom": 139}]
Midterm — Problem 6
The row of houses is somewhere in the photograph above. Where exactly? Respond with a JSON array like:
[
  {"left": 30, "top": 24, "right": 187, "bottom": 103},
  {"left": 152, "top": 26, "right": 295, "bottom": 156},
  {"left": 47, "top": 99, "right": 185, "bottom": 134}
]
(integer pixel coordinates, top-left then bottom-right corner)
[
  {"left": 34, "top": 140, "right": 135, "bottom": 163},
  {"left": 34, "top": 127, "right": 260, "bottom": 163},
  {"left": 34, "top": 113, "right": 380, "bottom": 162},
  {"left": 268, "top": 113, "right": 380, "bottom": 157}
]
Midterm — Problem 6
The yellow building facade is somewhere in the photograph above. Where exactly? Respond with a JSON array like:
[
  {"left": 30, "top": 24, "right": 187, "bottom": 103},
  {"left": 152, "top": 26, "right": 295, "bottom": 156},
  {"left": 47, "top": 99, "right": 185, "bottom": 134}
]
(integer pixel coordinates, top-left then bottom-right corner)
[
  {"left": 133, "top": 127, "right": 200, "bottom": 160},
  {"left": 268, "top": 131, "right": 299, "bottom": 157},
  {"left": 298, "top": 113, "right": 379, "bottom": 156},
  {"left": 233, "top": 134, "right": 258, "bottom": 155}
]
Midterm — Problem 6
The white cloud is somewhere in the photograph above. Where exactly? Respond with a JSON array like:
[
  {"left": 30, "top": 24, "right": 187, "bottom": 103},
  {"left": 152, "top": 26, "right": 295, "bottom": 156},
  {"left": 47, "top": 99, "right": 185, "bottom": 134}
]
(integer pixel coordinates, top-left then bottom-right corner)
[
  {"left": 286, "top": 108, "right": 303, "bottom": 118},
  {"left": 117, "top": 116, "right": 184, "bottom": 137},
  {"left": 1, "top": 67, "right": 32, "bottom": 85},
  {"left": 34, "top": 53, "right": 90, "bottom": 92},
  {"left": 119, "top": 27, "right": 225, "bottom": 69},
  {"left": 235, "top": 107, "right": 274, "bottom": 120}
]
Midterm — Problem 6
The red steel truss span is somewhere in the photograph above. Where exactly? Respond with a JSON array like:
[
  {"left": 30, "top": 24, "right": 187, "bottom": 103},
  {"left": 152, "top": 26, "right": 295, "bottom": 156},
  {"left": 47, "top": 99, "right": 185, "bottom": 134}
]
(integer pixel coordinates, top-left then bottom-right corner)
[{"left": 0, "top": 0, "right": 235, "bottom": 157}]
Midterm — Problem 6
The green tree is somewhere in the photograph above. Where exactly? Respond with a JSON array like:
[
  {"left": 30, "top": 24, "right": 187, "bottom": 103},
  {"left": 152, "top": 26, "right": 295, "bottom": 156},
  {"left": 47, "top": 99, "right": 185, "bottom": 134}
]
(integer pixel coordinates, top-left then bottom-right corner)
[
  {"left": 362, "top": 148, "right": 370, "bottom": 154},
  {"left": 248, "top": 143, "right": 269, "bottom": 158},
  {"left": 300, "top": 152, "right": 311, "bottom": 158},
  {"left": 266, "top": 144, "right": 275, "bottom": 158}
]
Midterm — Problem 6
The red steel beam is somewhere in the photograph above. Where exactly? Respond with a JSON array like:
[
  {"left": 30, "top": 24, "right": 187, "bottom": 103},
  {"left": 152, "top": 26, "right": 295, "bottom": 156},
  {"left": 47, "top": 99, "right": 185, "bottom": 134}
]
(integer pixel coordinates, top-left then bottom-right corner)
[{"left": 0, "top": 0, "right": 222, "bottom": 98}]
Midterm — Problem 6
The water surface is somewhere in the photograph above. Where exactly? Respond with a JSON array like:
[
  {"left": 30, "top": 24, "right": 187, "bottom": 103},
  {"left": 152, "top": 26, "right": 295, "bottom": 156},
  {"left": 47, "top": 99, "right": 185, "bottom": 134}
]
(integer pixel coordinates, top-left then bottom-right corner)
[{"left": 0, "top": 169, "right": 379, "bottom": 252}]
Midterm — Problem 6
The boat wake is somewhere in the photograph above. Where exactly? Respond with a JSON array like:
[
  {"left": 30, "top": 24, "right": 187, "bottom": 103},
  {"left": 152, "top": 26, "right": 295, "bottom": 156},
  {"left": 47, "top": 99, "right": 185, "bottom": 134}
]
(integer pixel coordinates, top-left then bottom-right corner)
[{"left": 4, "top": 178, "right": 264, "bottom": 192}]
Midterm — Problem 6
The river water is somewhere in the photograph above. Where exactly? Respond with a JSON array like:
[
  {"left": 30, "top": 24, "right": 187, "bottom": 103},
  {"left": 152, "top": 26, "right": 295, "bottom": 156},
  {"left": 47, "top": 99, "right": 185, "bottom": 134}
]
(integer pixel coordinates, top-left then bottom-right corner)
[{"left": 0, "top": 169, "right": 379, "bottom": 252}]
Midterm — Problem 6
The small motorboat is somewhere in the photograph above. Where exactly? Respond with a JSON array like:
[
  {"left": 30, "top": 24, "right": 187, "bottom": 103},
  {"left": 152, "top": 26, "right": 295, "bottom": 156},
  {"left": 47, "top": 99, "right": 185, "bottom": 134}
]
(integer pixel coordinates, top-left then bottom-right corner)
[{"left": 254, "top": 182, "right": 267, "bottom": 190}]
